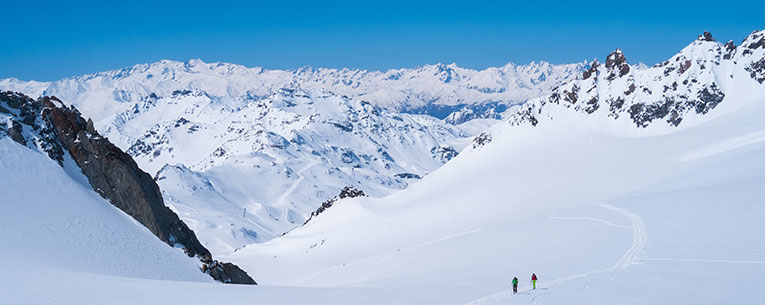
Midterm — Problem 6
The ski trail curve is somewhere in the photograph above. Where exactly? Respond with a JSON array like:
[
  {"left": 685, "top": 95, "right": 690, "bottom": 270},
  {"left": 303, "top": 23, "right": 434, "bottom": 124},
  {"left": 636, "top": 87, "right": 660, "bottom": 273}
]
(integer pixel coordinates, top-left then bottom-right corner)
[
  {"left": 598, "top": 203, "right": 646, "bottom": 271},
  {"left": 466, "top": 202, "right": 647, "bottom": 305}
]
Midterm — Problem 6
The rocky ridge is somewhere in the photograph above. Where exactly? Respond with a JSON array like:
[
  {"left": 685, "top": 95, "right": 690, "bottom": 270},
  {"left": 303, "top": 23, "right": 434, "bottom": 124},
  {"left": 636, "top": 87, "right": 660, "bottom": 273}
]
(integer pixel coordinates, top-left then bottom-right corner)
[
  {"left": 0, "top": 91, "right": 255, "bottom": 284},
  {"left": 506, "top": 30, "right": 765, "bottom": 129},
  {"left": 303, "top": 186, "right": 367, "bottom": 226}
]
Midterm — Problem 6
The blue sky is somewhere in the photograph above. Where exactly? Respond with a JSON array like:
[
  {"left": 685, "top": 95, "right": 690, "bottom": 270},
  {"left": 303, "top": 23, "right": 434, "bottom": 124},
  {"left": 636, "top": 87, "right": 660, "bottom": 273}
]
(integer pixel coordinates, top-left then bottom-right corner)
[{"left": 3, "top": 0, "right": 763, "bottom": 81}]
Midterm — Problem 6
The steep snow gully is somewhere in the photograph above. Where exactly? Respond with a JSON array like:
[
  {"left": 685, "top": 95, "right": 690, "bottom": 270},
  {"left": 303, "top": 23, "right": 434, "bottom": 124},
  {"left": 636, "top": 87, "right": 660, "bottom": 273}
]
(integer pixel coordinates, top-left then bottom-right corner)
[{"left": 467, "top": 202, "right": 647, "bottom": 305}]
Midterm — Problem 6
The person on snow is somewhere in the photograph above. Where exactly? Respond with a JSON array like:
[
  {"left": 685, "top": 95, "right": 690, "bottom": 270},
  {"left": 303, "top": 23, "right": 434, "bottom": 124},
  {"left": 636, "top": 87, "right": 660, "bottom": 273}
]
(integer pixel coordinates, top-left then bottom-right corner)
[
  {"left": 512, "top": 276, "right": 519, "bottom": 294},
  {"left": 531, "top": 273, "right": 538, "bottom": 289}
]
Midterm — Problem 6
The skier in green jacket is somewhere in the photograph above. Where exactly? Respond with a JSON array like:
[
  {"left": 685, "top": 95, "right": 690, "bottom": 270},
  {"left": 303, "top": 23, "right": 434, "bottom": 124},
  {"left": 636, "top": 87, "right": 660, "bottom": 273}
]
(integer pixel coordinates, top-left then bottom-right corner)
[{"left": 512, "top": 276, "right": 519, "bottom": 294}]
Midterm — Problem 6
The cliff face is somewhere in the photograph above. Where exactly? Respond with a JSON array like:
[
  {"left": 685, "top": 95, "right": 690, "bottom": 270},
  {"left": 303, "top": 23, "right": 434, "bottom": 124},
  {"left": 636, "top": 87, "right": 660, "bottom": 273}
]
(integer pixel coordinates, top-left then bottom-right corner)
[
  {"left": 0, "top": 91, "right": 256, "bottom": 285},
  {"left": 39, "top": 96, "right": 211, "bottom": 259}
]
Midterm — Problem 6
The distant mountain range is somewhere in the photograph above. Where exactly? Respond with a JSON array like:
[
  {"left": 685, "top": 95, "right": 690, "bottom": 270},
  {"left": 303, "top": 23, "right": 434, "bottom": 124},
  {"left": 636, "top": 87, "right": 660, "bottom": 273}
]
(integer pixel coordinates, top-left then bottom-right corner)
[
  {"left": 0, "top": 59, "right": 587, "bottom": 123},
  {"left": 0, "top": 59, "right": 584, "bottom": 255}
]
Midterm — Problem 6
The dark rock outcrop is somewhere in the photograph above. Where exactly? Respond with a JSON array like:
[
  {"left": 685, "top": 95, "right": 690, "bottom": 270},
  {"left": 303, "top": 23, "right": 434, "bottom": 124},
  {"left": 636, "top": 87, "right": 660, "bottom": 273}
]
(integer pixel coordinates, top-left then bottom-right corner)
[
  {"left": 202, "top": 259, "right": 257, "bottom": 284},
  {"left": 472, "top": 132, "right": 492, "bottom": 148},
  {"left": 582, "top": 60, "right": 599, "bottom": 80},
  {"left": 506, "top": 31, "right": 761, "bottom": 129},
  {"left": 430, "top": 145, "right": 458, "bottom": 163},
  {"left": 39, "top": 96, "right": 212, "bottom": 259},
  {"left": 723, "top": 41, "right": 737, "bottom": 60},
  {"left": 0, "top": 91, "right": 256, "bottom": 285},
  {"left": 605, "top": 49, "right": 630, "bottom": 80},
  {"left": 0, "top": 92, "right": 66, "bottom": 163},
  {"left": 303, "top": 186, "right": 366, "bottom": 225},
  {"left": 698, "top": 31, "right": 715, "bottom": 42},
  {"left": 395, "top": 173, "right": 422, "bottom": 179}
]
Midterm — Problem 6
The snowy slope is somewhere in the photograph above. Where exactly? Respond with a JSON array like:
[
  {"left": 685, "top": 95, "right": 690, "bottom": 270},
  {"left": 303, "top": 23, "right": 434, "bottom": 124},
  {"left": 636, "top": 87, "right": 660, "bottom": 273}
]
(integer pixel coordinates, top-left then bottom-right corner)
[
  {"left": 214, "top": 30, "right": 765, "bottom": 304},
  {"left": 507, "top": 31, "right": 765, "bottom": 132},
  {"left": 104, "top": 88, "right": 492, "bottom": 254},
  {"left": 0, "top": 90, "right": 255, "bottom": 284},
  {"left": 7, "top": 89, "right": 765, "bottom": 304},
  {"left": 3, "top": 30, "right": 765, "bottom": 305},
  {"left": 0, "top": 136, "right": 210, "bottom": 282}
]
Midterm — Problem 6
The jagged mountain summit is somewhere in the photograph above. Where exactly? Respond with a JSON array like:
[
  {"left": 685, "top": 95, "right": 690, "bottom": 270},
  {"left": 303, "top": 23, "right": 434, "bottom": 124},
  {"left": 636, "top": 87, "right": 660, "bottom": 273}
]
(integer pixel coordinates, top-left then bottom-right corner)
[
  {"left": 0, "top": 91, "right": 255, "bottom": 284},
  {"left": 507, "top": 31, "right": 765, "bottom": 131}
]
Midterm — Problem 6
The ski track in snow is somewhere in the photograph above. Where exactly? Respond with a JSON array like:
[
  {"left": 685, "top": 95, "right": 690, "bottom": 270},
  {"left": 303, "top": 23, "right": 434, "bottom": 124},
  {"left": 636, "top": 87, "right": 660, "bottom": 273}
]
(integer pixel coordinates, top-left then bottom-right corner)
[{"left": 465, "top": 202, "right": 647, "bottom": 305}]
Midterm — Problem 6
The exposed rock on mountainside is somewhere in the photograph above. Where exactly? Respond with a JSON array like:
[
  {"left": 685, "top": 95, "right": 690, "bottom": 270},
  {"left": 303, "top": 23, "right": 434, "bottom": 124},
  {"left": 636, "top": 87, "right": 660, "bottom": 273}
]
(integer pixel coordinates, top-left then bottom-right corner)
[
  {"left": 202, "top": 260, "right": 256, "bottom": 284},
  {"left": 0, "top": 91, "right": 255, "bottom": 285},
  {"left": 74, "top": 86, "right": 493, "bottom": 255},
  {"left": 472, "top": 132, "right": 492, "bottom": 149},
  {"left": 507, "top": 30, "right": 765, "bottom": 129},
  {"left": 303, "top": 186, "right": 366, "bottom": 225},
  {"left": 40, "top": 95, "right": 210, "bottom": 258}
]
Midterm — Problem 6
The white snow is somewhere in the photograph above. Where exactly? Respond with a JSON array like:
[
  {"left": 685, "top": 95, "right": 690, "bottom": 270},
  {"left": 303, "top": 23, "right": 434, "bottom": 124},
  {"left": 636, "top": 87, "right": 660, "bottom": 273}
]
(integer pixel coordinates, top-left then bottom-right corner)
[
  {"left": 0, "top": 138, "right": 210, "bottom": 282},
  {"left": 5, "top": 88, "right": 764, "bottom": 304},
  {"left": 221, "top": 91, "right": 765, "bottom": 304},
  {"left": 3, "top": 60, "right": 549, "bottom": 253},
  {"left": 2, "top": 30, "right": 765, "bottom": 305},
  {"left": 0, "top": 59, "right": 586, "bottom": 120}
]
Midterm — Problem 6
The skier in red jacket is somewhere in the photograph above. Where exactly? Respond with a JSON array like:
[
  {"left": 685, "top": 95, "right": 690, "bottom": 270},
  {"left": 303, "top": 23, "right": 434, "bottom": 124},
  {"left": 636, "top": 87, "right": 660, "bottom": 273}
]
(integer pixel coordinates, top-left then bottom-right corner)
[{"left": 531, "top": 273, "right": 538, "bottom": 289}]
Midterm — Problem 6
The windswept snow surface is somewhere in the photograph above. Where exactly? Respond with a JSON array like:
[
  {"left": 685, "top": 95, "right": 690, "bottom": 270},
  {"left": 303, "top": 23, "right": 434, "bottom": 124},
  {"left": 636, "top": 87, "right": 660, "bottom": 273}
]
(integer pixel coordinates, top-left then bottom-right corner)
[{"left": 0, "top": 138, "right": 210, "bottom": 282}]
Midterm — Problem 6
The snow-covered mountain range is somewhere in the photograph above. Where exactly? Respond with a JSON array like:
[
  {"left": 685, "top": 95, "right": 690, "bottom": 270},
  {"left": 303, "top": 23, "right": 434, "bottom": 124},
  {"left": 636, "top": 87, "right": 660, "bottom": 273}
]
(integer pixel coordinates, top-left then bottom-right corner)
[
  {"left": 507, "top": 31, "right": 764, "bottom": 132},
  {"left": 131, "top": 88, "right": 492, "bottom": 253},
  {"left": 2, "top": 29, "right": 764, "bottom": 305},
  {"left": 0, "top": 59, "right": 583, "bottom": 255},
  {"left": 223, "top": 30, "right": 765, "bottom": 304},
  {"left": 0, "top": 60, "right": 586, "bottom": 123},
  {"left": 3, "top": 28, "right": 763, "bottom": 264}
]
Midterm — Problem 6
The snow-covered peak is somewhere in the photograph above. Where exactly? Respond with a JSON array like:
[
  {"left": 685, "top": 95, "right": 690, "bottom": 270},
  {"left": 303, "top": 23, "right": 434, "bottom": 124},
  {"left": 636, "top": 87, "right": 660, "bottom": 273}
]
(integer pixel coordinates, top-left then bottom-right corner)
[
  {"left": 697, "top": 30, "right": 715, "bottom": 42},
  {"left": 505, "top": 30, "right": 765, "bottom": 134},
  {"left": 1, "top": 58, "right": 586, "bottom": 124}
]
